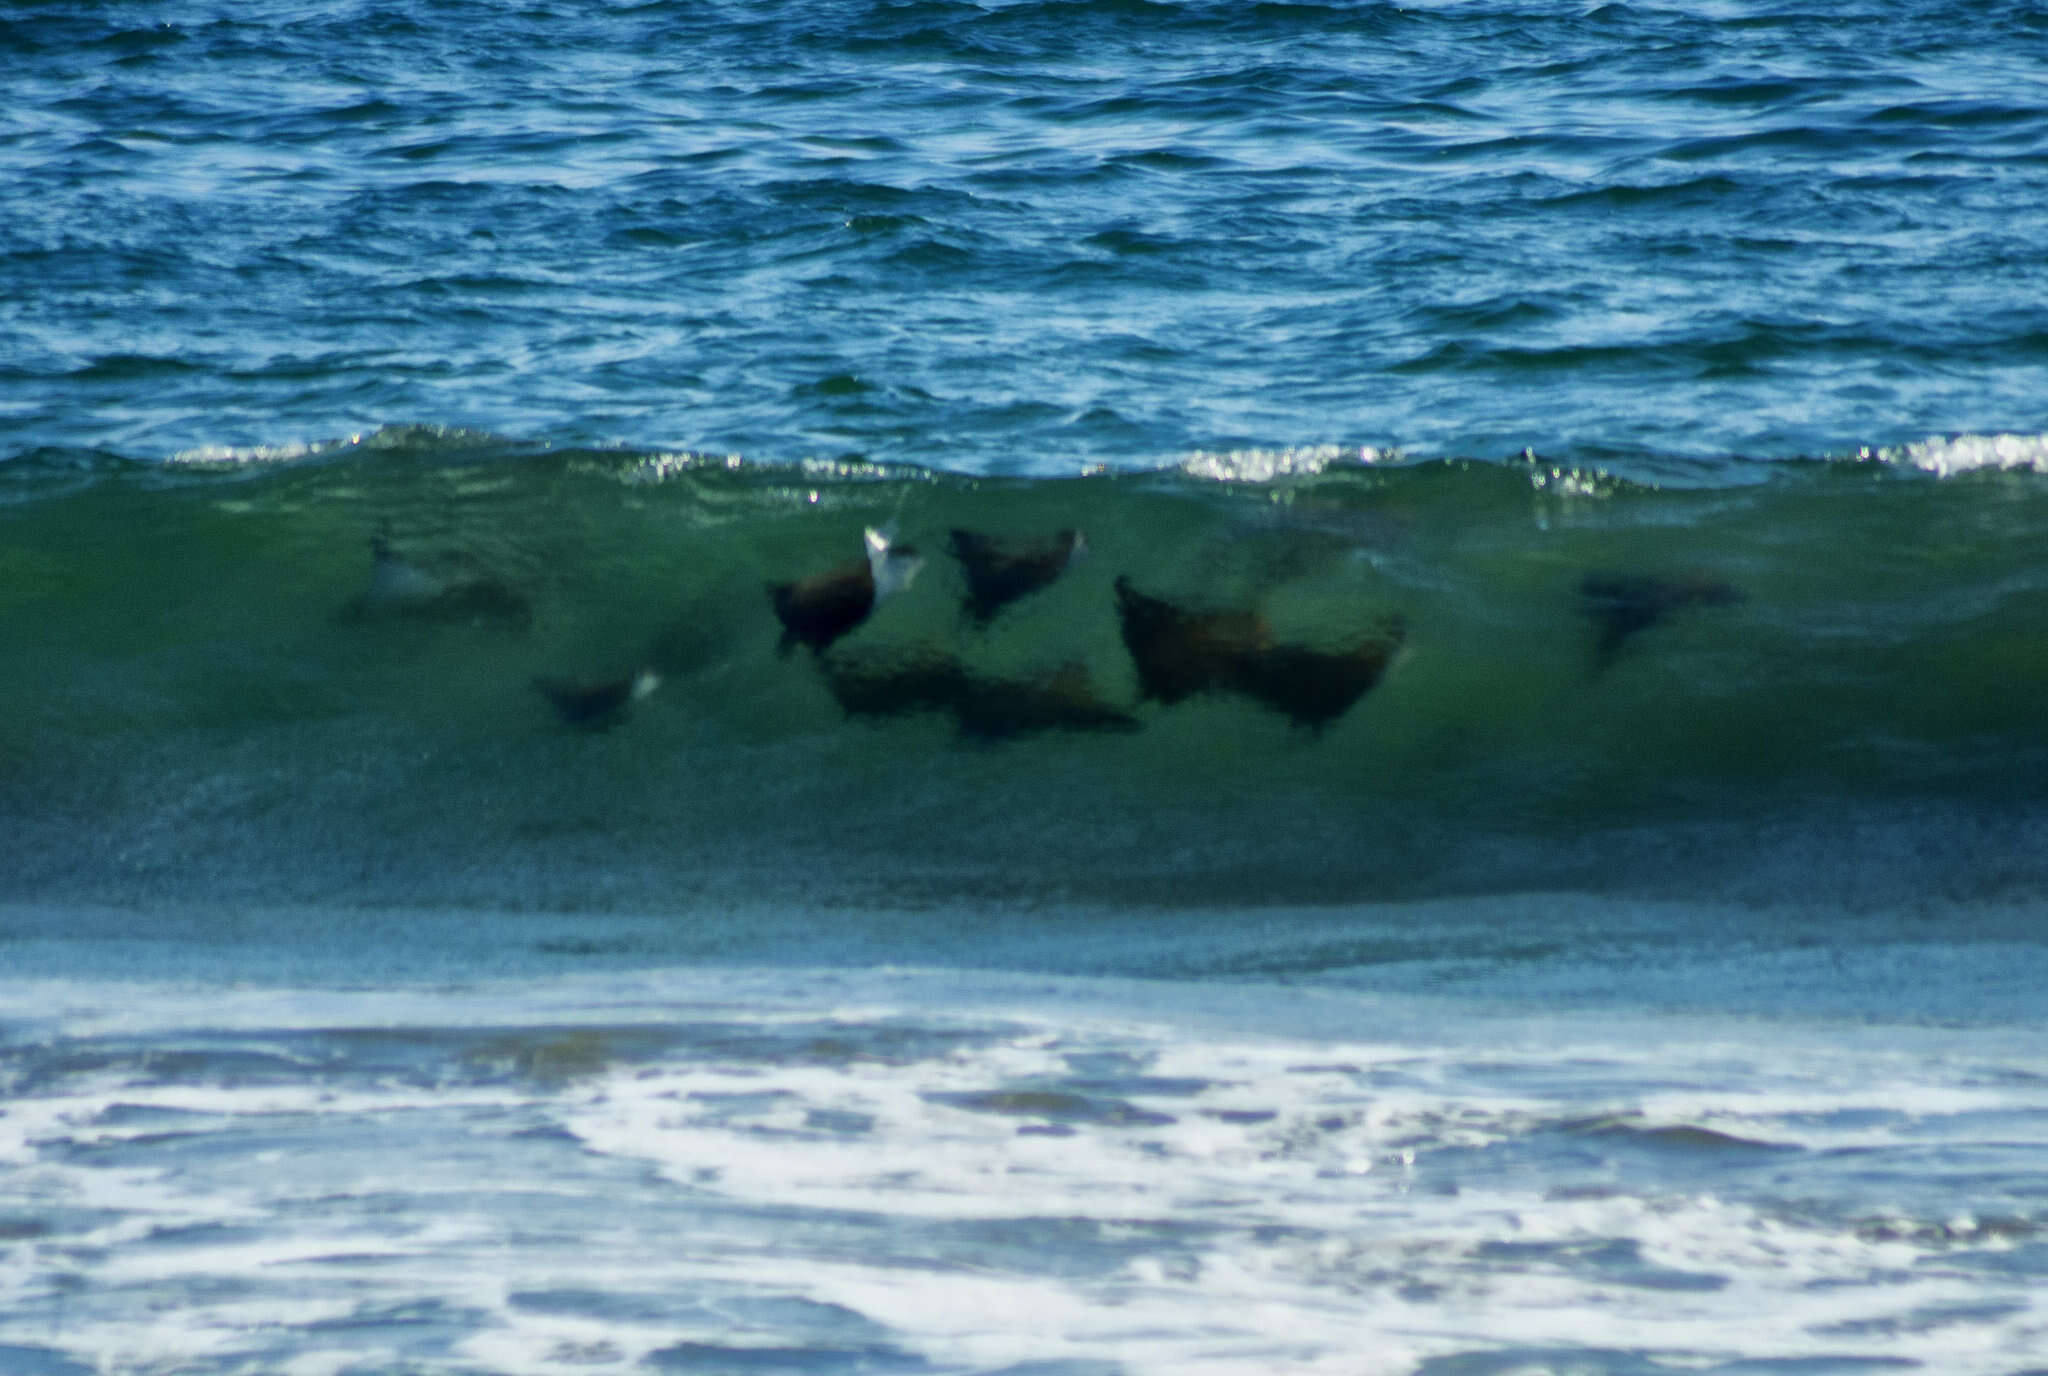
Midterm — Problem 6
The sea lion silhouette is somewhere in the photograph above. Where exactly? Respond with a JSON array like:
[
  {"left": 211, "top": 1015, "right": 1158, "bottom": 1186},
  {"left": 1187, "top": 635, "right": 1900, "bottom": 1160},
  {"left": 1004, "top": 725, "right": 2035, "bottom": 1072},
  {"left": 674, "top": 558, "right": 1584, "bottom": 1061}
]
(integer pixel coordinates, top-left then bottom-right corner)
[
  {"left": 1112, "top": 575, "right": 1271, "bottom": 705},
  {"left": 949, "top": 660, "right": 1139, "bottom": 740},
  {"left": 532, "top": 669, "right": 661, "bottom": 728},
  {"left": 822, "top": 651, "right": 1137, "bottom": 740},
  {"left": 1227, "top": 622, "right": 1405, "bottom": 732},
  {"left": 949, "top": 527, "right": 1087, "bottom": 624},
  {"left": 1579, "top": 571, "right": 1744, "bottom": 669},
  {"left": 818, "top": 648, "right": 967, "bottom": 719},
  {"left": 339, "top": 536, "right": 533, "bottom": 629},
  {"left": 1114, "top": 576, "right": 1403, "bottom": 730},
  {"left": 769, "top": 527, "right": 924, "bottom": 654}
]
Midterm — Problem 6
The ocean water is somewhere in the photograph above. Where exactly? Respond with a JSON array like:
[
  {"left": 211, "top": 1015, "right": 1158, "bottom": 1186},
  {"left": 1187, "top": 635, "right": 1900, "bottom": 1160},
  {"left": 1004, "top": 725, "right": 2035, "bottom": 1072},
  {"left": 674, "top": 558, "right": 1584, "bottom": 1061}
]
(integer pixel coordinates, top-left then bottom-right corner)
[{"left": 4, "top": 1, "right": 2048, "bottom": 1373}]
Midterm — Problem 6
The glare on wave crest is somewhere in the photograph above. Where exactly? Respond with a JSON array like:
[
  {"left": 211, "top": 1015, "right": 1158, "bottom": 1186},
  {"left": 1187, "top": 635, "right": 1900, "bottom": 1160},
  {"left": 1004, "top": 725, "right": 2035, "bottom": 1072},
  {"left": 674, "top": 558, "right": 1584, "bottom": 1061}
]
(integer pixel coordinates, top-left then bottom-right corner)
[
  {"left": 616, "top": 450, "right": 746, "bottom": 484},
  {"left": 1178, "top": 445, "right": 1398, "bottom": 482},
  {"left": 165, "top": 436, "right": 334, "bottom": 468},
  {"left": 165, "top": 423, "right": 515, "bottom": 468},
  {"left": 1880, "top": 432, "right": 2048, "bottom": 477}
]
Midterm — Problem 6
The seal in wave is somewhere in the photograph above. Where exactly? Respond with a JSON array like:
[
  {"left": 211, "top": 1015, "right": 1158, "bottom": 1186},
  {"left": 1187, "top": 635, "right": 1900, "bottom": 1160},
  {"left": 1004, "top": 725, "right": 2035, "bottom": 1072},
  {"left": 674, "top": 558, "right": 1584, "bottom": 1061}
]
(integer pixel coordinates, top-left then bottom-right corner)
[
  {"left": 949, "top": 527, "right": 1087, "bottom": 624},
  {"left": 822, "top": 650, "right": 1137, "bottom": 740},
  {"left": 1115, "top": 575, "right": 1404, "bottom": 730},
  {"left": 532, "top": 669, "right": 661, "bottom": 728},
  {"left": 339, "top": 536, "right": 533, "bottom": 630},
  {"left": 1579, "top": 571, "right": 1743, "bottom": 669},
  {"left": 769, "top": 527, "right": 924, "bottom": 654}
]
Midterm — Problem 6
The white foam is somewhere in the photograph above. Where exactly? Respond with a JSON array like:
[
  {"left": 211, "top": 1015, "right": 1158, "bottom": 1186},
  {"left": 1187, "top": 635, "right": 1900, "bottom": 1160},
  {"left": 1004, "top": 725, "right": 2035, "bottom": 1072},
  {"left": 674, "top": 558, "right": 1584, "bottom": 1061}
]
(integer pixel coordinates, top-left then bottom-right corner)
[
  {"left": 1879, "top": 431, "right": 2048, "bottom": 477},
  {"left": 1, "top": 966, "right": 2043, "bottom": 1375},
  {"left": 1179, "top": 445, "right": 1397, "bottom": 482},
  {"left": 163, "top": 423, "right": 514, "bottom": 468}
]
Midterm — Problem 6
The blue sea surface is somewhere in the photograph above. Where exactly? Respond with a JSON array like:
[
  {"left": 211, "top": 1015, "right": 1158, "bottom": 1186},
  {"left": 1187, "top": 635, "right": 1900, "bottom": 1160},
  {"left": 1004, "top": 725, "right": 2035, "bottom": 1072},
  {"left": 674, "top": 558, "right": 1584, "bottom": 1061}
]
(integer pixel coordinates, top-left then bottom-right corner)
[
  {"left": 4, "top": 0, "right": 2047, "bottom": 472},
  {"left": 3, "top": 3, "right": 2048, "bottom": 1374}
]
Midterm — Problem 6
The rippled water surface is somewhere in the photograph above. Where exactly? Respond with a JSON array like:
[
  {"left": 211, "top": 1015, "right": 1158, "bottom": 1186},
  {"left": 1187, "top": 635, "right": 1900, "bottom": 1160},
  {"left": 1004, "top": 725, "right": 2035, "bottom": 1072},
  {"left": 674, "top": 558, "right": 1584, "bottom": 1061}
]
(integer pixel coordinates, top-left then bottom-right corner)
[{"left": 5, "top": 0, "right": 2047, "bottom": 471}]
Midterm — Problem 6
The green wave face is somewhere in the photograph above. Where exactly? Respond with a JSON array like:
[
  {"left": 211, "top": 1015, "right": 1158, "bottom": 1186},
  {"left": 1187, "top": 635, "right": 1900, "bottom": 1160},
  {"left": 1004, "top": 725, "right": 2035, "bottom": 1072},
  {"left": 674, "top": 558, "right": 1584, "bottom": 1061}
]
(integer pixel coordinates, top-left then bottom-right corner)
[{"left": 6, "top": 435, "right": 2048, "bottom": 913}]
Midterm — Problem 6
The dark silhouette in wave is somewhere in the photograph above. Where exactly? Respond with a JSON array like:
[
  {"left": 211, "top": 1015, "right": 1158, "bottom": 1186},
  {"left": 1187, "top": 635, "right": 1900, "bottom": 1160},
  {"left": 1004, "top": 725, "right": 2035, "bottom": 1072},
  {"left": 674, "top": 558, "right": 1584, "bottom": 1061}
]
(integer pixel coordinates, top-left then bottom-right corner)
[
  {"left": 949, "top": 527, "right": 1087, "bottom": 625},
  {"left": 1115, "top": 576, "right": 1404, "bottom": 731}
]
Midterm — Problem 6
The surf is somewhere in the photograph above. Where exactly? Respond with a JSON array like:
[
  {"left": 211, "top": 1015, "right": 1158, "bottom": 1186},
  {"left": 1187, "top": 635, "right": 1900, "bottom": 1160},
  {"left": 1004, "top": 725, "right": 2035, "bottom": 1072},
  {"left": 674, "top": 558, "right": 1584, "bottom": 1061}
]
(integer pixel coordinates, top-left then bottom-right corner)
[{"left": 5, "top": 434, "right": 2047, "bottom": 914}]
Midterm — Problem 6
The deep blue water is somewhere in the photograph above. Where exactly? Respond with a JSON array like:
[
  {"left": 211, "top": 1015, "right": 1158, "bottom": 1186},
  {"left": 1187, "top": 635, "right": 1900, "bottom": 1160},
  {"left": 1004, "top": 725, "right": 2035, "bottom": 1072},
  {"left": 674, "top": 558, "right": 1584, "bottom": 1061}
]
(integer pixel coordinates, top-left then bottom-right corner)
[{"left": 5, "top": 0, "right": 2048, "bottom": 472}]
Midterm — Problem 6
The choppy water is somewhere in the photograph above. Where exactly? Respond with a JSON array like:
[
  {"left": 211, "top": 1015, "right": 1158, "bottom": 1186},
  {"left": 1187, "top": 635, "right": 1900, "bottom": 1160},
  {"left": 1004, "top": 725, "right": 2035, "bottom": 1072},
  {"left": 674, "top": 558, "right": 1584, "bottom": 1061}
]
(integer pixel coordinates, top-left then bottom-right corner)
[
  {"left": 3, "top": 962, "right": 2047, "bottom": 1376},
  {"left": 6, "top": 0, "right": 2048, "bottom": 470},
  {"left": 4, "top": 2, "right": 2048, "bottom": 1374}
]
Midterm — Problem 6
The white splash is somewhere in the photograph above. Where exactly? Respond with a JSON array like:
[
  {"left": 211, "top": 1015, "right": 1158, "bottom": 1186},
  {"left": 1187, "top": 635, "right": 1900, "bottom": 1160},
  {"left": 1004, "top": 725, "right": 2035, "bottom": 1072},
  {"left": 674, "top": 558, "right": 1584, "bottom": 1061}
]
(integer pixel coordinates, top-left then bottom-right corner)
[
  {"left": 1179, "top": 446, "right": 1398, "bottom": 483},
  {"left": 1879, "top": 432, "right": 2048, "bottom": 477}
]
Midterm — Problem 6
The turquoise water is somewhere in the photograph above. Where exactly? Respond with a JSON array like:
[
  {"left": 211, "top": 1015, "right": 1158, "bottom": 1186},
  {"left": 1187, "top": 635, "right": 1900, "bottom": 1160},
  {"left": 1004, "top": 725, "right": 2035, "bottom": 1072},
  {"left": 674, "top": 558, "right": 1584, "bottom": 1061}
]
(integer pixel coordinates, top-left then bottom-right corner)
[
  {"left": 6, "top": 440, "right": 2048, "bottom": 914},
  {"left": 4, "top": 3, "right": 2048, "bottom": 1374}
]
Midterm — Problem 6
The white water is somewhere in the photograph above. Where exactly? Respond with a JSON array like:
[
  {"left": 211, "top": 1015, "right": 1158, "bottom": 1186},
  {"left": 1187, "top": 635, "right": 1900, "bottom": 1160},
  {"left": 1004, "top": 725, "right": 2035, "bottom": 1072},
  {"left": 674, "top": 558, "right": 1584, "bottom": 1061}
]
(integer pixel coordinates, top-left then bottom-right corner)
[{"left": 3, "top": 933, "right": 2045, "bottom": 1376}]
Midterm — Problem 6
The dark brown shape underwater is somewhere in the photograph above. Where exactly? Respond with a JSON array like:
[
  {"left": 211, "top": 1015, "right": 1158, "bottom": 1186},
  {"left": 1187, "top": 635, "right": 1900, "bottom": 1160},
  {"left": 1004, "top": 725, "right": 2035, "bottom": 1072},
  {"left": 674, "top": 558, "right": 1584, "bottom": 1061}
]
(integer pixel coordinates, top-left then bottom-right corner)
[
  {"left": 768, "top": 528, "right": 923, "bottom": 655},
  {"left": 1114, "top": 575, "right": 1404, "bottom": 731},
  {"left": 821, "top": 650, "right": 1137, "bottom": 741},
  {"left": 1227, "top": 627, "right": 1406, "bottom": 732},
  {"left": 950, "top": 661, "right": 1139, "bottom": 740},
  {"left": 1579, "top": 571, "right": 1744, "bottom": 669},
  {"left": 819, "top": 649, "right": 968, "bottom": 719},
  {"left": 770, "top": 559, "right": 879, "bottom": 655},
  {"left": 1112, "top": 576, "right": 1272, "bottom": 706},
  {"left": 949, "top": 527, "right": 1087, "bottom": 624},
  {"left": 532, "top": 669, "right": 661, "bottom": 729},
  {"left": 338, "top": 536, "right": 533, "bottom": 630}
]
